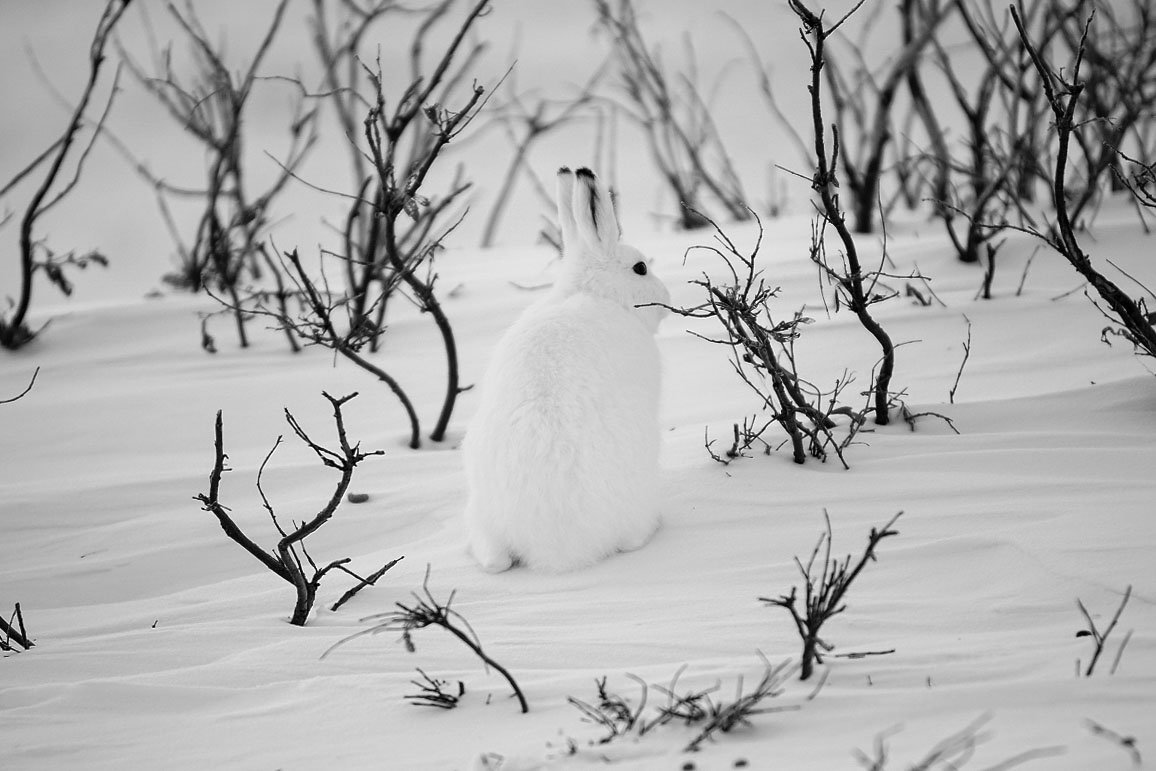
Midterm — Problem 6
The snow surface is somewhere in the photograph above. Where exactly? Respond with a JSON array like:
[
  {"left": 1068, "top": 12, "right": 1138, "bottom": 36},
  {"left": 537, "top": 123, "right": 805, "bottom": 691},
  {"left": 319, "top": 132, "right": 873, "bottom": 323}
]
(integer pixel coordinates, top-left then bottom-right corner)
[
  {"left": 4, "top": 201, "right": 1154, "bottom": 769},
  {"left": 2, "top": 1, "right": 1155, "bottom": 769}
]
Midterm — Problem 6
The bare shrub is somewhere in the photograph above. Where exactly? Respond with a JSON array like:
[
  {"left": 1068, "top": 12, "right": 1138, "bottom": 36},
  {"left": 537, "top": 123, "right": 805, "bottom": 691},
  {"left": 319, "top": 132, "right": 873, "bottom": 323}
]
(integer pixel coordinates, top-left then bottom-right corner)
[
  {"left": 195, "top": 391, "right": 400, "bottom": 626},
  {"left": 592, "top": 0, "right": 749, "bottom": 229},
  {"left": 224, "top": 246, "right": 423, "bottom": 449},
  {"left": 406, "top": 668, "right": 465, "bottom": 710},
  {"left": 1011, "top": 7, "right": 1156, "bottom": 362},
  {"left": 761, "top": 510, "right": 902, "bottom": 681},
  {"left": 1055, "top": 0, "right": 1156, "bottom": 228},
  {"left": 481, "top": 70, "right": 603, "bottom": 248},
  {"left": 811, "top": 0, "right": 951, "bottom": 234},
  {"left": 301, "top": 0, "right": 495, "bottom": 442},
  {"left": 0, "top": 0, "right": 127, "bottom": 350},
  {"left": 119, "top": 0, "right": 315, "bottom": 350},
  {"left": 924, "top": 2, "right": 1023, "bottom": 279},
  {"left": 327, "top": 565, "right": 528, "bottom": 714},
  {"left": 855, "top": 713, "right": 1065, "bottom": 770},
  {"left": 789, "top": 0, "right": 900, "bottom": 425},
  {"left": 666, "top": 208, "right": 867, "bottom": 468},
  {"left": 567, "top": 657, "right": 799, "bottom": 753}
]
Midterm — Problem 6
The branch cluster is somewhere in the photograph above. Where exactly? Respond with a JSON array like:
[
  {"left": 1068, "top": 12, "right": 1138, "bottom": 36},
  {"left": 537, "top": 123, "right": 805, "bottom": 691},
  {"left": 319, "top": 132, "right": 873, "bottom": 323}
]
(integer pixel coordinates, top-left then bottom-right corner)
[
  {"left": 761, "top": 511, "right": 902, "bottom": 681},
  {"left": 194, "top": 391, "right": 399, "bottom": 626},
  {"left": 121, "top": 0, "right": 317, "bottom": 354},
  {"left": 327, "top": 565, "right": 528, "bottom": 714},
  {"left": 1010, "top": 7, "right": 1156, "bottom": 361},
  {"left": 567, "top": 657, "right": 798, "bottom": 754},
  {"left": 0, "top": 0, "right": 127, "bottom": 349},
  {"left": 789, "top": 0, "right": 900, "bottom": 425},
  {"left": 593, "top": 0, "right": 749, "bottom": 228},
  {"left": 669, "top": 208, "right": 867, "bottom": 467}
]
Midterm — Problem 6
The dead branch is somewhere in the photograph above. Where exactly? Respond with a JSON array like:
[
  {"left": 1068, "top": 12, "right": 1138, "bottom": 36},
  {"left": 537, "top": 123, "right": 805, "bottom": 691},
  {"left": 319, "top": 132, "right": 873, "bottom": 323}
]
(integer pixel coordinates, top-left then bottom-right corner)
[
  {"left": 267, "top": 246, "right": 423, "bottom": 449},
  {"left": 481, "top": 68, "right": 604, "bottom": 247},
  {"left": 406, "top": 667, "right": 465, "bottom": 709},
  {"left": 789, "top": 0, "right": 899, "bottom": 424},
  {"left": 0, "top": 0, "right": 128, "bottom": 349},
  {"left": 593, "top": 0, "right": 750, "bottom": 228},
  {"left": 761, "top": 510, "right": 902, "bottom": 680},
  {"left": 1075, "top": 584, "right": 1132, "bottom": 677},
  {"left": 326, "top": 564, "right": 528, "bottom": 713},
  {"left": 854, "top": 713, "right": 1066, "bottom": 770},
  {"left": 666, "top": 207, "right": 869, "bottom": 467},
  {"left": 1010, "top": 6, "right": 1156, "bottom": 362},
  {"left": 304, "top": 0, "right": 494, "bottom": 440},
  {"left": 120, "top": 0, "right": 316, "bottom": 352},
  {"left": 949, "top": 316, "right": 971, "bottom": 404},
  {"left": 0, "top": 367, "right": 40, "bottom": 405},
  {"left": 194, "top": 392, "right": 399, "bottom": 626},
  {"left": 331, "top": 556, "right": 405, "bottom": 612},
  {"left": 1085, "top": 719, "right": 1141, "bottom": 767},
  {"left": 0, "top": 603, "right": 34, "bottom": 651},
  {"left": 565, "top": 656, "right": 799, "bottom": 753}
]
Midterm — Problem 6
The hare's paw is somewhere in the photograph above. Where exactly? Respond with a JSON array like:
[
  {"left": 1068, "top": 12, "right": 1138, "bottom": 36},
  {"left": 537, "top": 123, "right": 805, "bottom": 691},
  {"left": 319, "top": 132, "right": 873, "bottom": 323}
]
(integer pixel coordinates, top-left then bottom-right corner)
[
  {"left": 617, "top": 518, "right": 660, "bottom": 554},
  {"left": 469, "top": 531, "right": 515, "bottom": 573}
]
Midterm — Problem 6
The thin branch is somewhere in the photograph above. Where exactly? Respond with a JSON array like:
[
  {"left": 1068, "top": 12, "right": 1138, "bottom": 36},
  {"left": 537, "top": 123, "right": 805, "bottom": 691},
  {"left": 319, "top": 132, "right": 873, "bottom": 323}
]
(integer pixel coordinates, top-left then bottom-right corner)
[{"left": 0, "top": 367, "right": 40, "bottom": 405}]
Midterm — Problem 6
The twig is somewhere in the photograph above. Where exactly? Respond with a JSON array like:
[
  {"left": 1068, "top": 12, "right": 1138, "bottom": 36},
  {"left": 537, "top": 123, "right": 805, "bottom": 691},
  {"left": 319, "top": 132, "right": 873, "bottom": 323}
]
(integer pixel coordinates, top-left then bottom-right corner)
[
  {"left": 1085, "top": 719, "right": 1141, "bottom": 767},
  {"left": 194, "top": 393, "right": 392, "bottom": 626},
  {"left": 326, "top": 564, "right": 528, "bottom": 713},
  {"left": 0, "top": 603, "right": 34, "bottom": 651},
  {"left": 949, "top": 316, "right": 972, "bottom": 405},
  {"left": 1, "top": 0, "right": 128, "bottom": 349},
  {"left": 405, "top": 668, "right": 465, "bottom": 710},
  {"left": 0, "top": 367, "right": 40, "bottom": 405},
  {"left": 330, "top": 556, "right": 405, "bottom": 612},
  {"left": 1075, "top": 584, "right": 1132, "bottom": 676},
  {"left": 761, "top": 511, "right": 902, "bottom": 680}
]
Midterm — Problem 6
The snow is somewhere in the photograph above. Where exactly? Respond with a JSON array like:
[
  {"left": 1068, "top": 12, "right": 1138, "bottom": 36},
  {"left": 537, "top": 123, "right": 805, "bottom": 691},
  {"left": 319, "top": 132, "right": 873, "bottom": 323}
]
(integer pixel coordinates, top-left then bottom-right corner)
[{"left": 3, "top": 1, "right": 1155, "bottom": 769}]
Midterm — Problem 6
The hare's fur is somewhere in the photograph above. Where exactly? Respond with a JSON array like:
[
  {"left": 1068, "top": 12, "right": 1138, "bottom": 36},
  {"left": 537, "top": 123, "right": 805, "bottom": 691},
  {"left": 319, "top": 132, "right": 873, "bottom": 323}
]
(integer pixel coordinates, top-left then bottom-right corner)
[{"left": 463, "top": 167, "right": 669, "bottom": 572}]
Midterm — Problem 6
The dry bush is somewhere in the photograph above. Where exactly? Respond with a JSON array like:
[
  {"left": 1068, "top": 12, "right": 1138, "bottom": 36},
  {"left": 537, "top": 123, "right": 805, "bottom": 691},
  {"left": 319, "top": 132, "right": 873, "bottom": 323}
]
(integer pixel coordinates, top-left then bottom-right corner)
[
  {"left": 855, "top": 713, "right": 1065, "bottom": 770},
  {"left": 1010, "top": 6, "right": 1156, "bottom": 362},
  {"left": 0, "top": 0, "right": 128, "bottom": 349},
  {"left": 789, "top": 0, "right": 901, "bottom": 425},
  {"left": 195, "top": 392, "right": 400, "bottom": 626},
  {"left": 667, "top": 209, "right": 867, "bottom": 467},
  {"left": 808, "top": 0, "right": 951, "bottom": 235},
  {"left": 481, "top": 68, "right": 603, "bottom": 248},
  {"left": 300, "top": 0, "right": 496, "bottom": 442},
  {"left": 567, "top": 656, "right": 798, "bottom": 753},
  {"left": 326, "top": 564, "right": 528, "bottom": 714},
  {"left": 119, "top": 0, "right": 316, "bottom": 353},
  {"left": 593, "top": 0, "right": 749, "bottom": 229},
  {"left": 761, "top": 511, "right": 902, "bottom": 680}
]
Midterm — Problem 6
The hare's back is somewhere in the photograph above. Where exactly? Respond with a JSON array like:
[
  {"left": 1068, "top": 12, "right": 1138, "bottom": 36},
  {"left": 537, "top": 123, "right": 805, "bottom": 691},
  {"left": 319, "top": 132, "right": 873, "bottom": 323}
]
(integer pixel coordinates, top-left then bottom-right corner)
[{"left": 490, "top": 293, "right": 658, "bottom": 411}]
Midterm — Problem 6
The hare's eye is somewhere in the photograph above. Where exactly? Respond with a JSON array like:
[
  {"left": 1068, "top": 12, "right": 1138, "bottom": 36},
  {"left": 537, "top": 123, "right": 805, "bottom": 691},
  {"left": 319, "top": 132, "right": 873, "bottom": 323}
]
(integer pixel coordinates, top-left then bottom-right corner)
[{"left": 632, "top": 261, "right": 648, "bottom": 276}]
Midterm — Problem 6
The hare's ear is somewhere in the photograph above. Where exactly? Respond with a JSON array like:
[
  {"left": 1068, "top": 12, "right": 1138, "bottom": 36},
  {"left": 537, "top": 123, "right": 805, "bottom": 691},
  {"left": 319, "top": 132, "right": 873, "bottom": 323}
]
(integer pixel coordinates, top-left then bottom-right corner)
[
  {"left": 573, "top": 167, "right": 620, "bottom": 255},
  {"left": 556, "top": 167, "right": 578, "bottom": 255}
]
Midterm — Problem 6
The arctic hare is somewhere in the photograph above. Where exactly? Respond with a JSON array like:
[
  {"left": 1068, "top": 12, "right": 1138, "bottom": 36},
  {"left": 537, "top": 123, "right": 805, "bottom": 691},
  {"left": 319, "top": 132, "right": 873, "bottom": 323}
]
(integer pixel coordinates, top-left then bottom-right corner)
[{"left": 463, "top": 167, "right": 670, "bottom": 572}]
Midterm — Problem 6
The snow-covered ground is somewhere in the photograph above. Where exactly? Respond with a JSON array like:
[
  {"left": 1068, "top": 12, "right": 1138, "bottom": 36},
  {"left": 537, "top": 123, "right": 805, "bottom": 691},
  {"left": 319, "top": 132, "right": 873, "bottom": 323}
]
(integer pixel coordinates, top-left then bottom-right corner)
[{"left": 2, "top": 2, "right": 1154, "bottom": 770}]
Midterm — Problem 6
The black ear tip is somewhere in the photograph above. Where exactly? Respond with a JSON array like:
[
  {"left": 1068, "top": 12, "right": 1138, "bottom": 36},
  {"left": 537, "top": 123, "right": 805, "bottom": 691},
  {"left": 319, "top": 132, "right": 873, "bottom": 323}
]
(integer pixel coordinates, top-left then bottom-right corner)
[
  {"left": 575, "top": 167, "right": 596, "bottom": 180},
  {"left": 557, "top": 166, "right": 571, "bottom": 175}
]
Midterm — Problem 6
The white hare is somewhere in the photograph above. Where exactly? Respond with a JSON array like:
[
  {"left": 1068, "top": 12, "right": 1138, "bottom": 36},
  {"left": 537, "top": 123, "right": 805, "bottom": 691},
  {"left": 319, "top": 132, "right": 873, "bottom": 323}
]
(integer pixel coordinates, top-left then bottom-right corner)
[{"left": 462, "top": 166, "right": 670, "bottom": 572}]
